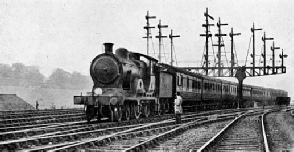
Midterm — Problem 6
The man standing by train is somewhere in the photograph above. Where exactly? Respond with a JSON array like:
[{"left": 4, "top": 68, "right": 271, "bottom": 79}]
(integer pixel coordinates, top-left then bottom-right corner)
[{"left": 174, "top": 92, "right": 182, "bottom": 124}]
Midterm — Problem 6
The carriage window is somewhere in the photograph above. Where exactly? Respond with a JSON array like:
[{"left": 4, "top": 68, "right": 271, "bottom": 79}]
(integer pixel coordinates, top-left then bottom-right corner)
[
  {"left": 181, "top": 76, "right": 184, "bottom": 86},
  {"left": 192, "top": 80, "right": 196, "bottom": 89},
  {"left": 177, "top": 75, "right": 182, "bottom": 86},
  {"left": 204, "top": 82, "right": 208, "bottom": 90}
]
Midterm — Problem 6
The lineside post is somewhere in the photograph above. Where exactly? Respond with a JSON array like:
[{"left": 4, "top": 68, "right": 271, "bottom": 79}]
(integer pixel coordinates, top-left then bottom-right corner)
[{"left": 235, "top": 66, "right": 246, "bottom": 109}]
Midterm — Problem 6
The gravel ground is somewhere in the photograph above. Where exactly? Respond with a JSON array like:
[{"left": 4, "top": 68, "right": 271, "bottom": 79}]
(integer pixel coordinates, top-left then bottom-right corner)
[
  {"left": 149, "top": 119, "right": 232, "bottom": 151},
  {"left": 266, "top": 111, "right": 294, "bottom": 151},
  {"left": 214, "top": 115, "right": 263, "bottom": 151}
]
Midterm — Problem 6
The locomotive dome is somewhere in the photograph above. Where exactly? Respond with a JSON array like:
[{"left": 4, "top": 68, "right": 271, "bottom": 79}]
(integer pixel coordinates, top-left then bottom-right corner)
[{"left": 115, "top": 48, "right": 129, "bottom": 59}]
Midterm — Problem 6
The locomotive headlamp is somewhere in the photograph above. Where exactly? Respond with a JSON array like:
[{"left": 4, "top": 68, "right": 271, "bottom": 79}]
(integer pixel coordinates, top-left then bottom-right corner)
[{"left": 94, "top": 88, "right": 103, "bottom": 95}]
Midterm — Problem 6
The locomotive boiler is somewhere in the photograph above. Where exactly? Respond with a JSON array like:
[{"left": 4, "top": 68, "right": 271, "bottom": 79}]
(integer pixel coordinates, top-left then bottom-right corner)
[{"left": 74, "top": 43, "right": 159, "bottom": 122}]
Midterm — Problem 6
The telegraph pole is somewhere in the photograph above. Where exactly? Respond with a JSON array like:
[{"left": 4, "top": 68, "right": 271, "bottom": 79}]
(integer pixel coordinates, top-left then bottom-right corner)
[
  {"left": 200, "top": 8, "right": 214, "bottom": 76},
  {"left": 261, "top": 32, "right": 274, "bottom": 75},
  {"left": 143, "top": 11, "right": 156, "bottom": 56},
  {"left": 213, "top": 18, "right": 228, "bottom": 76},
  {"left": 229, "top": 28, "right": 241, "bottom": 76},
  {"left": 271, "top": 41, "right": 280, "bottom": 74},
  {"left": 169, "top": 30, "right": 180, "bottom": 66},
  {"left": 156, "top": 20, "right": 168, "bottom": 63},
  {"left": 251, "top": 23, "right": 262, "bottom": 76}
]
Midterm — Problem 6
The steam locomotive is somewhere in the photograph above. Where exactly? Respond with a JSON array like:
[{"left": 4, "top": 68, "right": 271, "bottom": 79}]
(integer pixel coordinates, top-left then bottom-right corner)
[{"left": 74, "top": 43, "right": 289, "bottom": 122}]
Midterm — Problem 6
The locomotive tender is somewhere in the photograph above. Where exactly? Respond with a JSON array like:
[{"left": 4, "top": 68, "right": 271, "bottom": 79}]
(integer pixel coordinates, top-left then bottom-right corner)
[{"left": 74, "top": 43, "right": 288, "bottom": 122}]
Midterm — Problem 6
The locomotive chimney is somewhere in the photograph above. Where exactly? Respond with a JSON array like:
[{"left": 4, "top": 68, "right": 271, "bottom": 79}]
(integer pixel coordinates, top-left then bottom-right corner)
[{"left": 104, "top": 43, "right": 114, "bottom": 54}]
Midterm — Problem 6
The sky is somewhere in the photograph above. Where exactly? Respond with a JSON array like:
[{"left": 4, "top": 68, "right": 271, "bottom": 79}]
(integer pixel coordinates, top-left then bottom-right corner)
[{"left": 0, "top": 0, "right": 293, "bottom": 99}]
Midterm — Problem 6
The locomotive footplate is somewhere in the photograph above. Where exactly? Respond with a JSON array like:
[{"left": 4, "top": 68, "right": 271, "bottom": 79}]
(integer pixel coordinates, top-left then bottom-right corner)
[
  {"left": 74, "top": 96, "right": 155, "bottom": 106},
  {"left": 125, "top": 97, "right": 157, "bottom": 103}
]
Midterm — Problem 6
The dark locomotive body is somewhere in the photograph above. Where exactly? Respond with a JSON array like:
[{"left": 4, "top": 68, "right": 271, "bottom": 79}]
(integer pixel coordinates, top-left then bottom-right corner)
[
  {"left": 75, "top": 43, "right": 161, "bottom": 122},
  {"left": 74, "top": 43, "right": 289, "bottom": 122}
]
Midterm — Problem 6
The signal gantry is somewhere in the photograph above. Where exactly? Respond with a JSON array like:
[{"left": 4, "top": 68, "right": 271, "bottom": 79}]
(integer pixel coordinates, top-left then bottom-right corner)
[{"left": 180, "top": 8, "right": 288, "bottom": 108}]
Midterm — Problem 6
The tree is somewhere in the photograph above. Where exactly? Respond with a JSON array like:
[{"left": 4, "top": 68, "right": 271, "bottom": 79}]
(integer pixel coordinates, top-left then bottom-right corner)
[
  {"left": 25, "top": 66, "right": 45, "bottom": 86},
  {"left": 47, "top": 68, "right": 71, "bottom": 89},
  {"left": 11, "top": 63, "right": 26, "bottom": 86},
  {"left": 0, "top": 64, "right": 13, "bottom": 85},
  {"left": 69, "top": 71, "right": 93, "bottom": 89}
]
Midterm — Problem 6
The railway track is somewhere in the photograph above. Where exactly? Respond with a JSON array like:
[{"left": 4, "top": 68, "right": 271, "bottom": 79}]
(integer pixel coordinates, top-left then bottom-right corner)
[
  {"left": 0, "top": 114, "right": 85, "bottom": 133},
  {"left": 0, "top": 108, "right": 243, "bottom": 134},
  {"left": 194, "top": 109, "right": 276, "bottom": 152},
  {"left": 0, "top": 108, "right": 244, "bottom": 151},
  {"left": 0, "top": 113, "right": 177, "bottom": 151},
  {"left": 0, "top": 107, "right": 277, "bottom": 151},
  {"left": 45, "top": 113, "right": 239, "bottom": 151},
  {"left": 0, "top": 109, "right": 84, "bottom": 131},
  {"left": 145, "top": 109, "right": 275, "bottom": 152},
  {"left": 208, "top": 114, "right": 265, "bottom": 151},
  {"left": 0, "top": 109, "right": 83, "bottom": 119}
]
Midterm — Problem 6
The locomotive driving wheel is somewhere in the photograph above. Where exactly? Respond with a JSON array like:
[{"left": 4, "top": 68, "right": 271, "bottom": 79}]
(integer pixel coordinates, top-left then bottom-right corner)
[
  {"left": 85, "top": 105, "right": 94, "bottom": 123},
  {"left": 159, "top": 101, "right": 166, "bottom": 115},
  {"left": 117, "top": 106, "right": 122, "bottom": 122},
  {"left": 134, "top": 105, "right": 140, "bottom": 119},
  {"left": 130, "top": 103, "right": 140, "bottom": 119},
  {"left": 142, "top": 103, "right": 150, "bottom": 118},
  {"left": 124, "top": 104, "right": 131, "bottom": 120},
  {"left": 110, "top": 106, "right": 122, "bottom": 122}
]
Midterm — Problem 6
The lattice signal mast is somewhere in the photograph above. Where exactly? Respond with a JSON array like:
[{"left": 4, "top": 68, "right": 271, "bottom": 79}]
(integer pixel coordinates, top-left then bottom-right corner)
[
  {"left": 200, "top": 8, "right": 214, "bottom": 75},
  {"left": 251, "top": 23, "right": 262, "bottom": 76},
  {"left": 143, "top": 11, "right": 156, "bottom": 56},
  {"left": 169, "top": 30, "right": 180, "bottom": 66},
  {"left": 156, "top": 20, "right": 168, "bottom": 63},
  {"left": 213, "top": 17, "right": 228, "bottom": 76},
  {"left": 262, "top": 32, "right": 274, "bottom": 75},
  {"left": 229, "top": 28, "right": 241, "bottom": 76},
  {"left": 181, "top": 9, "right": 287, "bottom": 78},
  {"left": 180, "top": 8, "right": 288, "bottom": 108}
]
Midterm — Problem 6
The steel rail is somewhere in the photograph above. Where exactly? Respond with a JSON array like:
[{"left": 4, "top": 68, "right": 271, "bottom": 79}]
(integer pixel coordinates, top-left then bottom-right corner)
[
  {"left": 261, "top": 113, "right": 270, "bottom": 152},
  {"left": 196, "top": 114, "right": 244, "bottom": 152}
]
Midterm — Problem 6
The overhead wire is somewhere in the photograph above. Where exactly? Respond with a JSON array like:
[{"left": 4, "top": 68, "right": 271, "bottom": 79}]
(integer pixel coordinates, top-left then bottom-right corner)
[
  {"left": 233, "top": 41, "right": 239, "bottom": 66},
  {"left": 245, "top": 35, "right": 253, "bottom": 66},
  {"left": 221, "top": 36, "right": 230, "bottom": 67},
  {"left": 172, "top": 43, "right": 178, "bottom": 66},
  {"left": 200, "top": 44, "right": 205, "bottom": 67},
  {"left": 150, "top": 32, "right": 156, "bottom": 59},
  {"left": 161, "top": 39, "right": 168, "bottom": 63},
  {"left": 208, "top": 26, "right": 217, "bottom": 66},
  {"left": 258, "top": 46, "right": 263, "bottom": 66}
]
